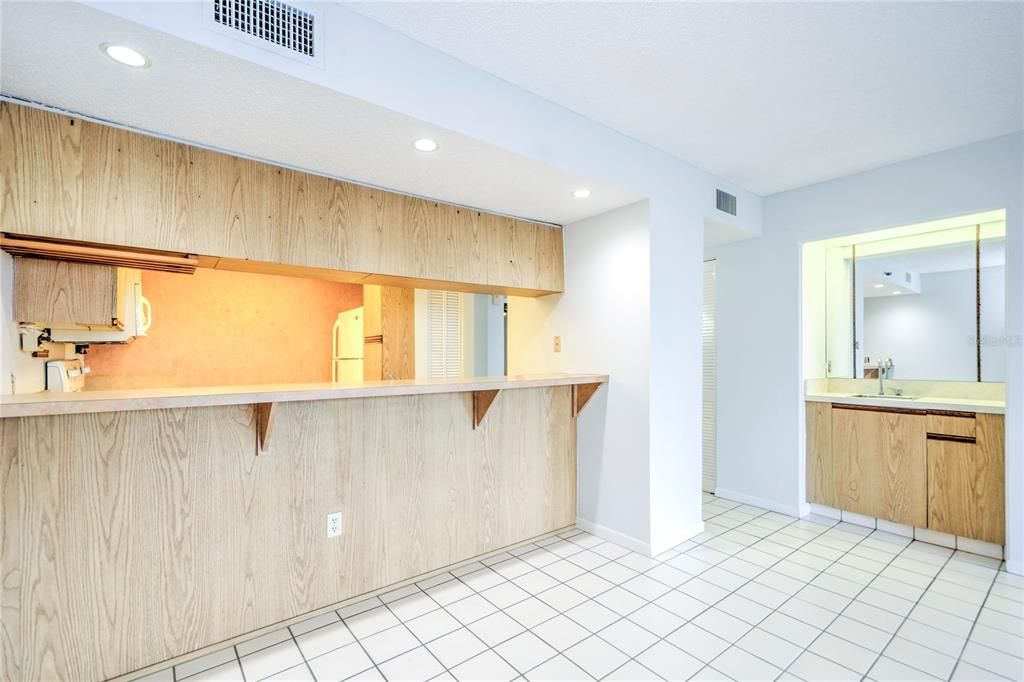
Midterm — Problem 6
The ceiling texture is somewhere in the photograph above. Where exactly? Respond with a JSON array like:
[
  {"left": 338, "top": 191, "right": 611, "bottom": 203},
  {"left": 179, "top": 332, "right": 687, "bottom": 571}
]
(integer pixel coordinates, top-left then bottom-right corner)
[
  {"left": 0, "top": 1, "right": 640, "bottom": 226},
  {"left": 347, "top": 1, "right": 1024, "bottom": 196}
]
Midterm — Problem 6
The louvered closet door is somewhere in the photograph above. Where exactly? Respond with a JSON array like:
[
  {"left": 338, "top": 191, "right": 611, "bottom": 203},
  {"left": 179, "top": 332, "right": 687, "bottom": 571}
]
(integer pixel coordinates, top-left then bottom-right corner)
[
  {"left": 428, "top": 290, "right": 463, "bottom": 378},
  {"left": 703, "top": 260, "right": 717, "bottom": 493}
]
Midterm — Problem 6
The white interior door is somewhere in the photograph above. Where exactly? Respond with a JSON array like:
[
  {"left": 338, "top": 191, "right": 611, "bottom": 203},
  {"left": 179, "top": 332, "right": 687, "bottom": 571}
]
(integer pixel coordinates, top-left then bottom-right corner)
[{"left": 703, "top": 260, "right": 717, "bottom": 494}]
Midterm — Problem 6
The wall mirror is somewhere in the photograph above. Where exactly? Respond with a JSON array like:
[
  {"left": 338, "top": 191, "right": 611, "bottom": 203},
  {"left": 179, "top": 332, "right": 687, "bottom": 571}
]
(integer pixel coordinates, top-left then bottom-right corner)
[{"left": 824, "top": 215, "right": 1006, "bottom": 382}]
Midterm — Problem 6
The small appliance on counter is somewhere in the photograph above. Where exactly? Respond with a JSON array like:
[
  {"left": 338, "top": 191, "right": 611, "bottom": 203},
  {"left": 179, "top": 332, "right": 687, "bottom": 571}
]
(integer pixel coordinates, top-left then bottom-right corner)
[{"left": 45, "top": 359, "right": 90, "bottom": 393}]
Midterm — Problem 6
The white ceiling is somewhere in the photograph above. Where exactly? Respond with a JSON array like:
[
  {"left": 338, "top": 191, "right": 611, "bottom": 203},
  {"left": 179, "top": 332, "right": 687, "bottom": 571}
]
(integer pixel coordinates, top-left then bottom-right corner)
[
  {"left": 348, "top": 1, "right": 1024, "bottom": 196},
  {"left": 0, "top": 1, "right": 641, "bottom": 226}
]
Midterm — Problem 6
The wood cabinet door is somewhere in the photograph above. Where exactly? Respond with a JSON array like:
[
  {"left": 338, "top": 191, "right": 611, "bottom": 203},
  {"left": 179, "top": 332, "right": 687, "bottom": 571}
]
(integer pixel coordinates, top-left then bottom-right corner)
[
  {"left": 927, "top": 414, "right": 1004, "bottom": 544},
  {"left": 363, "top": 284, "right": 383, "bottom": 337},
  {"left": 806, "top": 402, "right": 835, "bottom": 506},
  {"left": 13, "top": 257, "right": 117, "bottom": 326},
  {"left": 832, "top": 406, "right": 927, "bottom": 527}
]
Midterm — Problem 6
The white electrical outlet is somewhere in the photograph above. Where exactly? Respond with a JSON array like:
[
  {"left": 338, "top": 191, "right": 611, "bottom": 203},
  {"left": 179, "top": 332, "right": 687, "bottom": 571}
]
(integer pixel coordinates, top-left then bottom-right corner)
[{"left": 326, "top": 511, "right": 343, "bottom": 538}]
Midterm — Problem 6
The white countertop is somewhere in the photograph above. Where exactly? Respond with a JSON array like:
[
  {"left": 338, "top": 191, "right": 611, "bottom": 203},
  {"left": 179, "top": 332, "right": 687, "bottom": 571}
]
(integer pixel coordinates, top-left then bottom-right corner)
[
  {"left": 0, "top": 373, "right": 609, "bottom": 419},
  {"left": 806, "top": 391, "right": 1005, "bottom": 414}
]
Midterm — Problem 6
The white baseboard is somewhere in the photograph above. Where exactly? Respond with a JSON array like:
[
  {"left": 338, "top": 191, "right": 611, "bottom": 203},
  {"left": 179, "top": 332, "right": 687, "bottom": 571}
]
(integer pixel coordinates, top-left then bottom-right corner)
[
  {"left": 575, "top": 517, "right": 651, "bottom": 556},
  {"left": 807, "top": 503, "right": 841, "bottom": 520},
  {"left": 650, "top": 522, "right": 706, "bottom": 557},
  {"left": 713, "top": 488, "right": 803, "bottom": 518},
  {"left": 1006, "top": 559, "right": 1022, "bottom": 576}
]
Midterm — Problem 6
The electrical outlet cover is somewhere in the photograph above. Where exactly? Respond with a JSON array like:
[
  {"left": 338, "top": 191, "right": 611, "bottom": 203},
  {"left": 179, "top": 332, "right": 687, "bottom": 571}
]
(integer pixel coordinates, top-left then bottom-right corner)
[{"left": 326, "top": 511, "right": 342, "bottom": 538}]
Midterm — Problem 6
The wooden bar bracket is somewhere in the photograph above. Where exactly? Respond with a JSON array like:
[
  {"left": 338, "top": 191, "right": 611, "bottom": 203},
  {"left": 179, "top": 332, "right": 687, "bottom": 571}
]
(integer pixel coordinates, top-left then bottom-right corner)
[
  {"left": 572, "top": 383, "right": 603, "bottom": 418},
  {"left": 255, "top": 402, "right": 277, "bottom": 453},
  {"left": 473, "top": 390, "right": 500, "bottom": 429}
]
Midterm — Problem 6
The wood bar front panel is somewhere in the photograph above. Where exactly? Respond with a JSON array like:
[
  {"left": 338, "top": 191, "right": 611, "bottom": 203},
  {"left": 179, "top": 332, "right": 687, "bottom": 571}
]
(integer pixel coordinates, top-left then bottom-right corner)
[
  {"left": 12, "top": 257, "right": 116, "bottom": 326},
  {"left": 0, "top": 102, "right": 565, "bottom": 295},
  {"left": 831, "top": 406, "right": 927, "bottom": 526},
  {"left": 0, "top": 387, "right": 576, "bottom": 681},
  {"left": 805, "top": 402, "right": 835, "bottom": 507},
  {"left": 927, "top": 414, "right": 1005, "bottom": 544}
]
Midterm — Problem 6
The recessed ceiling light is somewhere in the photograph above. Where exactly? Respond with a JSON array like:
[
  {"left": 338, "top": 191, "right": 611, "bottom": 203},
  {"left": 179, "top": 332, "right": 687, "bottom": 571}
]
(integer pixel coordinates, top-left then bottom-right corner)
[
  {"left": 101, "top": 43, "right": 149, "bottom": 68},
  {"left": 572, "top": 188, "right": 592, "bottom": 199},
  {"left": 893, "top": 291, "right": 901, "bottom": 295},
  {"left": 874, "top": 284, "right": 885, "bottom": 288},
  {"left": 413, "top": 138, "right": 438, "bottom": 153}
]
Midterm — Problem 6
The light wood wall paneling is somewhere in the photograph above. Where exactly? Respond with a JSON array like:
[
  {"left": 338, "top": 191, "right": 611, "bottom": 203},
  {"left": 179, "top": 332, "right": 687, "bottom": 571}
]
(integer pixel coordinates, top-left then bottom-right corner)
[
  {"left": 0, "top": 104, "right": 82, "bottom": 240},
  {"left": 12, "top": 258, "right": 117, "bottom": 326},
  {"left": 805, "top": 402, "right": 835, "bottom": 507},
  {"left": 0, "top": 417, "right": 22, "bottom": 682},
  {"left": 0, "top": 388, "right": 575, "bottom": 681},
  {"left": 363, "top": 285, "right": 383, "bottom": 337},
  {"left": 831, "top": 406, "right": 927, "bottom": 527},
  {"left": 927, "top": 414, "right": 1004, "bottom": 544},
  {"left": 0, "top": 103, "right": 565, "bottom": 295},
  {"left": 380, "top": 286, "right": 416, "bottom": 380},
  {"left": 81, "top": 119, "right": 180, "bottom": 252}
]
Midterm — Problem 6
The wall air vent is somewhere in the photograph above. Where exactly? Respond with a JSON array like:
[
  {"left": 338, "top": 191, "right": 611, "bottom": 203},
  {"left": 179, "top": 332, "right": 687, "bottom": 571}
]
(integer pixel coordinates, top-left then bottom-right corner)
[
  {"left": 716, "top": 189, "right": 738, "bottom": 216},
  {"left": 210, "top": 0, "right": 319, "bottom": 63}
]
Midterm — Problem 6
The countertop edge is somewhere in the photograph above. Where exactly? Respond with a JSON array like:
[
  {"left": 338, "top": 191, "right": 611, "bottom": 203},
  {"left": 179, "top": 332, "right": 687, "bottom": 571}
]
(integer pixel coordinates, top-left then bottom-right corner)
[
  {"left": 805, "top": 393, "right": 1006, "bottom": 415},
  {"left": 0, "top": 374, "right": 610, "bottom": 419}
]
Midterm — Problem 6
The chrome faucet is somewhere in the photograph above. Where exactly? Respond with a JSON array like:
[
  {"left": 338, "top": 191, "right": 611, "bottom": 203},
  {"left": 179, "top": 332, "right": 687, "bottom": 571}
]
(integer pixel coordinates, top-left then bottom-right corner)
[{"left": 878, "top": 358, "right": 894, "bottom": 395}]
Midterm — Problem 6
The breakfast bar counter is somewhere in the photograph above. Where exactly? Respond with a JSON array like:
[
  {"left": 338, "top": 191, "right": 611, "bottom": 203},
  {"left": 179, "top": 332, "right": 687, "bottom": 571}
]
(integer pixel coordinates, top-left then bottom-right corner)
[
  {"left": 0, "top": 372, "right": 609, "bottom": 418},
  {"left": 1, "top": 373, "right": 607, "bottom": 681}
]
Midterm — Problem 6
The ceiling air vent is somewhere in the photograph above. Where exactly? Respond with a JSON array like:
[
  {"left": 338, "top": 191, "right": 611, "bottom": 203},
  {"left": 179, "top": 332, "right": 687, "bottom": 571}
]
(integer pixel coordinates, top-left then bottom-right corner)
[
  {"left": 211, "top": 0, "right": 317, "bottom": 60},
  {"left": 716, "top": 189, "right": 737, "bottom": 216}
]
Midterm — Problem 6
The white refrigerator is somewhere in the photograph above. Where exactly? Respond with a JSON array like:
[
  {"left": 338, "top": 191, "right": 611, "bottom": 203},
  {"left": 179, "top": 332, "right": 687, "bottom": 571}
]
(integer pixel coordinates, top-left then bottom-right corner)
[{"left": 332, "top": 308, "right": 364, "bottom": 383}]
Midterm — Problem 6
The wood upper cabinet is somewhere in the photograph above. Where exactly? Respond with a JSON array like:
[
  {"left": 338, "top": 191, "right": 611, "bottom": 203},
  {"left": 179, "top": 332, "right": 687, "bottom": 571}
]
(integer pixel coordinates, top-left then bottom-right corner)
[
  {"left": 831, "top": 406, "right": 927, "bottom": 527},
  {"left": 806, "top": 402, "right": 835, "bottom": 507},
  {"left": 12, "top": 257, "right": 117, "bottom": 326},
  {"left": 362, "top": 285, "right": 414, "bottom": 381},
  {"left": 928, "top": 414, "right": 1005, "bottom": 544},
  {"left": 1, "top": 102, "right": 565, "bottom": 296}
]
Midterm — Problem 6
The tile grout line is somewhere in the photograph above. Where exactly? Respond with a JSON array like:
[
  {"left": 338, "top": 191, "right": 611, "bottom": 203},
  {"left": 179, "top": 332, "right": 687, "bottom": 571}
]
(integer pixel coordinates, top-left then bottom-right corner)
[
  {"left": 166, "top": 500, "right": 1017, "bottom": 682},
  {"left": 785, "top": 540, "right": 956, "bottom": 681},
  {"left": 946, "top": 568, "right": 1004, "bottom": 681},
  {"left": 282, "top": 619, "right": 318, "bottom": 681},
  {"left": 700, "top": 517, "right": 893, "bottom": 680}
]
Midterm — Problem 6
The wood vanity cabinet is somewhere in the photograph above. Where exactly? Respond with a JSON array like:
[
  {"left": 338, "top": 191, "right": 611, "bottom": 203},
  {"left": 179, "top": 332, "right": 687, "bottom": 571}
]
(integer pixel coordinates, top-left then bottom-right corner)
[
  {"left": 806, "top": 401, "right": 1005, "bottom": 544},
  {"left": 831, "top": 405, "right": 928, "bottom": 527},
  {"left": 806, "top": 402, "right": 836, "bottom": 507},
  {"left": 927, "top": 413, "right": 1005, "bottom": 544}
]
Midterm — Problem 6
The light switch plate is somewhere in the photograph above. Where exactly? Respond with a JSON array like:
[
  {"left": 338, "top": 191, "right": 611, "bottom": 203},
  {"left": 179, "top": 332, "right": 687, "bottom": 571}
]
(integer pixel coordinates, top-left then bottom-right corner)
[
  {"left": 327, "top": 511, "right": 343, "bottom": 538},
  {"left": 553, "top": 336, "right": 561, "bottom": 352}
]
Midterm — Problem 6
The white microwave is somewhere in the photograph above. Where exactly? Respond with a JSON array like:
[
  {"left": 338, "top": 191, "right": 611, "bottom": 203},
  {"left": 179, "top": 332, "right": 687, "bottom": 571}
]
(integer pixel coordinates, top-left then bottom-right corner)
[{"left": 48, "top": 268, "right": 153, "bottom": 343}]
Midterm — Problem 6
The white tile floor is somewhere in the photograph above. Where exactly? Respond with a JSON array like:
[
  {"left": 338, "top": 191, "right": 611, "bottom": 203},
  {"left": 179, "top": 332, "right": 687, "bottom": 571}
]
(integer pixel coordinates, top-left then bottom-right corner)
[{"left": 137, "top": 495, "right": 1023, "bottom": 681}]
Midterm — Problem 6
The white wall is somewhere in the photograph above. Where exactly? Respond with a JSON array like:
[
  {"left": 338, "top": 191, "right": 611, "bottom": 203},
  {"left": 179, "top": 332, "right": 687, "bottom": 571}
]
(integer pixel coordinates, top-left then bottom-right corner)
[
  {"left": 509, "top": 202, "right": 654, "bottom": 551},
  {"left": 707, "top": 132, "right": 1023, "bottom": 573},
  {"left": 0, "top": 252, "right": 48, "bottom": 395}
]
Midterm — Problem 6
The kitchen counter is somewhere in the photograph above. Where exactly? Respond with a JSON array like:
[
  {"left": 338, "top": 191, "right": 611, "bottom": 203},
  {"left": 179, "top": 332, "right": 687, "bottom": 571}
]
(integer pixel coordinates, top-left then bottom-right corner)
[
  {"left": 0, "top": 373, "right": 608, "bottom": 419},
  {"left": 806, "top": 391, "right": 1005, "bottom": 414}
]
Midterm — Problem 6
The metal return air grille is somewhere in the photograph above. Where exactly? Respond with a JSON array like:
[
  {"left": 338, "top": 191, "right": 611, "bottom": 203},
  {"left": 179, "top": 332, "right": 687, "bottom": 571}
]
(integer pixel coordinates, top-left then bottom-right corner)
[
  {"left": 213, "top": 0, "right": 315, "bottom": 57},
  {"left": 716, "top": 189, "right": 737, "bottom": 216}
]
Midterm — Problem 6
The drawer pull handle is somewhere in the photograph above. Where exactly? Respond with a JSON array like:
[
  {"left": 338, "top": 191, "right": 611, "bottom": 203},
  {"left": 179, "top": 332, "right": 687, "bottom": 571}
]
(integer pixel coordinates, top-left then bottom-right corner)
[{"left": 926, "top": 432, "right": 976, "bottom": 444}]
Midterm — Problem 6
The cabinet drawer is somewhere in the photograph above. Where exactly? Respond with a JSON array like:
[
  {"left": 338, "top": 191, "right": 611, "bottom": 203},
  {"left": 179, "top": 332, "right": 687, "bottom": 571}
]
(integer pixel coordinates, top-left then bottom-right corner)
[
  {"left": 927, "top": 428, "right": 1003, "bottom": 544},
  {"left": 927, "top": 413, "right": 975, "bottom": 439}
]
